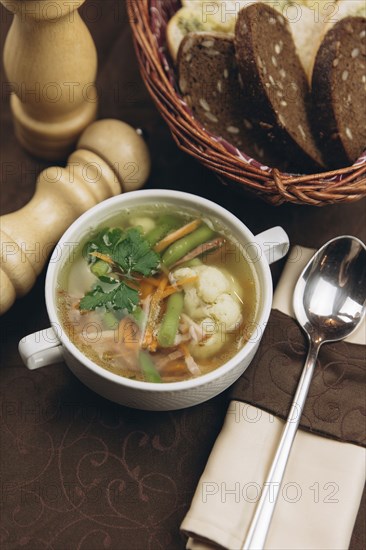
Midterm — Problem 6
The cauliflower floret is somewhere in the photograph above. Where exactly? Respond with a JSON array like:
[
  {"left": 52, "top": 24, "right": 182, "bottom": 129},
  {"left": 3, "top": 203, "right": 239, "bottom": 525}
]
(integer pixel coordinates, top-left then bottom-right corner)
[
  {"left": 173, "top": 267, "right": 206, "bottom": 320},
  {"left": 173, "top": 268, "right": 207, "bottom": 320},
  {"left": 195, "top": 266, "right": 230, "bottom": 303},
  {"left": 208, "top": 293, "right": 242, "bottom": 332},
  {"left": 130, "top": 216, "right": 155, "bottom": 234},
  {"left": 173, "top": 265, "right": 242, "bottom": 329},
  {"left": 173, "top": 267, "right": 196, "bottom": 282},
  {"left": 189, "top": 318, "right": 225, "bottom": 359},
  {"left": 183, "top": 287, "right": 208, "bottom": 320}
]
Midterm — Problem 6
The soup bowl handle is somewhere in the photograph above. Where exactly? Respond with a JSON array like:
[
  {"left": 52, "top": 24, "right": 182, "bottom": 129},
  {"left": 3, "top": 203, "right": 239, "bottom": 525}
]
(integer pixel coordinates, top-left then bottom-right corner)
[
  {"left": 19, "top": 327, "right": 64, "bottom": 370},
  {"left": 255, "top": 226, "right": 289, "bottom": 265}
]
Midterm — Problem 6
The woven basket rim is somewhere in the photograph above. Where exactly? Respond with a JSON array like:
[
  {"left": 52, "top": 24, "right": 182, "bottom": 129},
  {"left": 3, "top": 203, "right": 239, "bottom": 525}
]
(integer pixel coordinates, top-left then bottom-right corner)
[{"left": 127, "top": 0, "right": 366, "bottom": 206}]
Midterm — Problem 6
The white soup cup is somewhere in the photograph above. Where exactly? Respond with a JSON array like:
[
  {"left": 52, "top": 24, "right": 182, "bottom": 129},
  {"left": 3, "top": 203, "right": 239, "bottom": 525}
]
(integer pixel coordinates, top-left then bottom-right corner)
[{"left": 19, "top": 190, "right": 289, "bottom": 411}]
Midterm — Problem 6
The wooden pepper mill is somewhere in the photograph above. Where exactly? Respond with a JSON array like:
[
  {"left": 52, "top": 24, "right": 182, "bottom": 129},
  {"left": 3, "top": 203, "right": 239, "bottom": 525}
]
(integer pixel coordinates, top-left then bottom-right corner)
[
  {"left": 0, "top": 119, "right": 151, "bottom": 315},
  {"left": 1, "top": 0, "right": 98, "bottom": 160}
]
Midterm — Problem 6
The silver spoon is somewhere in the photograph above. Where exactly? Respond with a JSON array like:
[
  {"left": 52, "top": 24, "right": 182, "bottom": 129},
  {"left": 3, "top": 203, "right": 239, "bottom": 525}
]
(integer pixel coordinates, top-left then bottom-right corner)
[{"left": 243, "top": 235, "right": 366, "bottom": 550}]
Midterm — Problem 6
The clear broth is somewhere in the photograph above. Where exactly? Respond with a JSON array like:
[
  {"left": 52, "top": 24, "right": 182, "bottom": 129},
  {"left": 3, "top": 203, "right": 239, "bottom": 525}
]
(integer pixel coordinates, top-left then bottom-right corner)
[{"left": 57, "top": 204, "right": 259, "bottom": 383}]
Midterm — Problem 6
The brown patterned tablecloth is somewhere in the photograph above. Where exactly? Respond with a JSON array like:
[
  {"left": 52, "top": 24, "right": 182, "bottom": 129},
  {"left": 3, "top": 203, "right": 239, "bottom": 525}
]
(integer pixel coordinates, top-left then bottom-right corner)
[{"left": 1, "top": 2, "right": 365, "bottom": 549}]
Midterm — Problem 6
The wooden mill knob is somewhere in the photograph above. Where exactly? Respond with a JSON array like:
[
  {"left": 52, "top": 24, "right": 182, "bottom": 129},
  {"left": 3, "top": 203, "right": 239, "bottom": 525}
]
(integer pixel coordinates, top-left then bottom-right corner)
[
  {"left": 1, "top": 0, "right": 98, "bottom": 160},
  {"left": 0, "top": 119, "right": 151, "bottom": 315}
]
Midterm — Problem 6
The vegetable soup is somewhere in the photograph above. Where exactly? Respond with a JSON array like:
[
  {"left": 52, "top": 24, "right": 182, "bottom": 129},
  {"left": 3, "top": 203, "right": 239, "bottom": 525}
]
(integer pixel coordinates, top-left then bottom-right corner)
[{"left": 57, "top": 204, "right": 258, "bottom": 383}]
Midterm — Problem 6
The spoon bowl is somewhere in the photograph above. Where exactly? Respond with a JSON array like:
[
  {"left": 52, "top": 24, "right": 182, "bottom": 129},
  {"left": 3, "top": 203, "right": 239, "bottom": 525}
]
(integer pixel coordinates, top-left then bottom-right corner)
[
  {"left": 294, "top": 236, "right": 366, "bottom": 344},
  {"left": 243, "top": 236, "right": 366, "bottom": 550}
]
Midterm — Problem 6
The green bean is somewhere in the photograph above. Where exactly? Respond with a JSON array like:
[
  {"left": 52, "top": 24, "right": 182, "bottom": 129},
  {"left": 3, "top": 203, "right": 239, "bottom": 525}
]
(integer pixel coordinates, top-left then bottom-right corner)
[
  {"left": 145, "top": 215, "right": 180, "bottom": 246},
  {"left": 139, "top": 351, "right": 161, "bottom": 383},
  {"left": 91, "top": 260, "right": 110, "bottom": 278},
  {"left": 162, "top": 224, "right": 215, "bottom": 268},
  {"left": 157, "top": 292, "right": 184, "bottom": 348},
  {"left": 103, "top": 311, "right": 119, "bottom": 330}
]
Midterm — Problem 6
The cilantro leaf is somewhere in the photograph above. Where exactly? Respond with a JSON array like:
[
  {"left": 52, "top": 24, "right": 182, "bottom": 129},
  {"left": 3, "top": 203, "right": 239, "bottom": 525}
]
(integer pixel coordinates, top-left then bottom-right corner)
[
  {"left": 84, "top": 227, "right": 160, "bottom": 278},
  {"left": 84, "top": 228, "right": 123, "bottom": 262},
  {"left": 112, "top": 228, "right": 160, "bottom": 276},
  {"left": 103, "top": 228, "right": 124, "bottom": 248},
  {"left": 79, "top": 283, "right": 139, "bottom": 313},
  {"left": 113, "top": 284, "right": 140, "bottom": 311},
  {"left": 79, "top": 285, "right": 113, "bottom": 310}
]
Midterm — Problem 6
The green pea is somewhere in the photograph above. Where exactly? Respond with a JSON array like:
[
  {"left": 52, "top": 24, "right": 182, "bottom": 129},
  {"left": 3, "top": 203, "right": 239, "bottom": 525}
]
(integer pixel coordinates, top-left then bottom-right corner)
[{"left": 91, "top": 260, "right": 110, "bottom": 278}]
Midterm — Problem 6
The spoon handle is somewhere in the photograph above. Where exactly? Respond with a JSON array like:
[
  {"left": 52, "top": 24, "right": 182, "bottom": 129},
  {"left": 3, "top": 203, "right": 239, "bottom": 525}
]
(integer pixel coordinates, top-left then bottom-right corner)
[{"left": 242, "top": 339, "right": 320, "bottom": 550}]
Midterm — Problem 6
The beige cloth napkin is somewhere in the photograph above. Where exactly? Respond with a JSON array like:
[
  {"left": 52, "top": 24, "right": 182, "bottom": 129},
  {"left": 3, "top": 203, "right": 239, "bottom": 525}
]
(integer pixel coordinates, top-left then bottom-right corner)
[{"left": 181, "top": 246, "right": 366, "bottom": 550}]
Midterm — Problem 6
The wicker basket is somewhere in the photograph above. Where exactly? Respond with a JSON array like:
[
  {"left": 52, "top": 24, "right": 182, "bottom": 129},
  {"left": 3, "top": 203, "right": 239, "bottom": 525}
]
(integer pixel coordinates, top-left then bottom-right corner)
[{"left": 127, "top": 0, "right": 366, "bottom": 206}]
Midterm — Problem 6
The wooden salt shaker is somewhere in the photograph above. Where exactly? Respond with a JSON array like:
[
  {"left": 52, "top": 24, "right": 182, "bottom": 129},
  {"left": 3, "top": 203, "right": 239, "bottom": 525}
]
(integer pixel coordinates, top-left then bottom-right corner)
[
  {"left": 1, "top": 0, "right": 98, "bottom": 160},
  {"left": 0, "top": 119, "right": 151, "bottom": 315}
]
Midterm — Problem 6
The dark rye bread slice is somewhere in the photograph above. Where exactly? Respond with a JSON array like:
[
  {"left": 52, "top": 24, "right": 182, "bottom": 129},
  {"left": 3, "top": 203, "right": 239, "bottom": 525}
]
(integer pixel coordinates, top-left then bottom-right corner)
[
  {"left": 311, "top": 17, "right": 366, "bottom": 168},
  {"left": 177, "top": 31, "right": 282, "bottom": 167},
  {"left": 235, "top": 4, "right": 325, "bottom": 172}
]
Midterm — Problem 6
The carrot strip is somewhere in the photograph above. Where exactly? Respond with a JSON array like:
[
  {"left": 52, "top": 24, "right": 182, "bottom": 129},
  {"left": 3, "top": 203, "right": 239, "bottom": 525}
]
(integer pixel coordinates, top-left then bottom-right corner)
[
  {"left": 161, "top": 275, "right": 198, "bottom": 299},
  {"left": 162, "top": 360, "right": 188, "bottom": 377},
  {"left": 161, "top": 287, "right": 178, "bottom": 299},
  {"left": 175, "top": 275, "right": 198, "bottom": 286},
  {"left": 154, "top": 219, "right": 202, "bottom": 253},
  {"left": 139, "top": 281, "right": 154, "bottom": 299},
  {"left": 144, "top": 277, "right": 163, "bottom": 288},
  {"left": 148, "top": 336, "right": 159, "bottom": 353},
  {"left": 90, "top": 251, "right": 115, "bottom": 265},
  {"left": 141, "top": 277, "right": 168, "bottom": 351}
]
